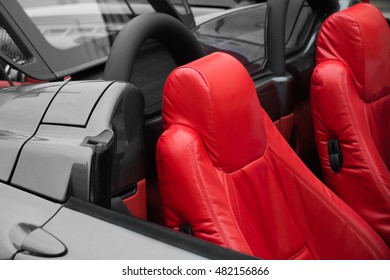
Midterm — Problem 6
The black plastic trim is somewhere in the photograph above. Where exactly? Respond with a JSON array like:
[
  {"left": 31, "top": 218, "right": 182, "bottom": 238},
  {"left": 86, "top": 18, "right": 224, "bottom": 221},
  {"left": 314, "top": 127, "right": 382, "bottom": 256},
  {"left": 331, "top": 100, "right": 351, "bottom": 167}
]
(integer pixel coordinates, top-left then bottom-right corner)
[
  {"left": 112, "top": 183, "right": 138, "bottom": 198},
  {"left": 64, "top": 197, "right": 257, "bottom": 260},
  {"left": 266, "top": 0, "right": 289, "bottom": 75}
]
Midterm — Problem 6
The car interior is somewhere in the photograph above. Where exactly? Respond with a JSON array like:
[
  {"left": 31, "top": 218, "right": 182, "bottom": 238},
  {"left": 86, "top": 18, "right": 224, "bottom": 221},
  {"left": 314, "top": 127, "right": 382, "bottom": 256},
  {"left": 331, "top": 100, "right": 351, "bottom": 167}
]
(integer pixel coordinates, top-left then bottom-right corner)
[
  {"left": 156, "top": 51, "right": 389, "bottom": 259},
  {"left": 0, "top": 0, "right": 389, "bottom": 259}
]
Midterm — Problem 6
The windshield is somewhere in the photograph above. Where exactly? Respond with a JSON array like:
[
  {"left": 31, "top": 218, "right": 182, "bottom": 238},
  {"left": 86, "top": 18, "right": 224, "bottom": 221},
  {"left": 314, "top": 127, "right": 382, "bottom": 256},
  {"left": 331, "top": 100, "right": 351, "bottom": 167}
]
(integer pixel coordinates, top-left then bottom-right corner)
[{"left": 16, "top": 0, "right": 149, "bottom": 56}]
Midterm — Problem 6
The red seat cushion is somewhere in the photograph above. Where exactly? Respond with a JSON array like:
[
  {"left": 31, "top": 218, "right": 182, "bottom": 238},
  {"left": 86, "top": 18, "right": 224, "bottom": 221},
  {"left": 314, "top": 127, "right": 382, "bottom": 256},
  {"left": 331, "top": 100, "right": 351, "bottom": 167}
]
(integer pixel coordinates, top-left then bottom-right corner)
[
  {"left": 311, "top": 3, "right": 390, "bottom": 245},
  {"left": 157, "top": 52, "right": 389, "bottom": 259}
]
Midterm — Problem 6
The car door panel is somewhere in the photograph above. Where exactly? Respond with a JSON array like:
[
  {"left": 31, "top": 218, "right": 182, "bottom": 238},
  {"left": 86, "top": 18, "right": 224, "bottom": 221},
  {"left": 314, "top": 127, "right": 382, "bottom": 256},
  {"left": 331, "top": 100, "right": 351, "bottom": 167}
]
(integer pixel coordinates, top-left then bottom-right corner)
[
  {"left": 12, "top": 196, "right": 254, "bottom": 260},
  {"left": 16, "top": 206, "right": 205, "bottom": 260},
  {"left": 0, "top": 183, "right": 61, "bottom": 259}
]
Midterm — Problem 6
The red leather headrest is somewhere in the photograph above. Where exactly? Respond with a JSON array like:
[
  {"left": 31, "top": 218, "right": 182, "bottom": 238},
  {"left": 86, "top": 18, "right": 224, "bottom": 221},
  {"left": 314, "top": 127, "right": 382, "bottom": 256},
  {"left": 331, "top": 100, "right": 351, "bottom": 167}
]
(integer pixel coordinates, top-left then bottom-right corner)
[
  {"left": 162, "top": 52, "right": 266, "bottom": 173},
  {"left": 316, "top": 3, "right": 390, "bottom": 102}
]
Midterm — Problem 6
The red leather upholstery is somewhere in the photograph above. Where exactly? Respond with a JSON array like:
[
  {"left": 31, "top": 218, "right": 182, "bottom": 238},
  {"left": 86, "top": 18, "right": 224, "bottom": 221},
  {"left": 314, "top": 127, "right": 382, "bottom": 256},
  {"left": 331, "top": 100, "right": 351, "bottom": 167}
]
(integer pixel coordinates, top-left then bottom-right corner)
[
  {"left": 157, "top": 52, "right": 389, "bottom": 259},
  {"left": 311, "top": 3, "right": 390, "bottom": 245}
]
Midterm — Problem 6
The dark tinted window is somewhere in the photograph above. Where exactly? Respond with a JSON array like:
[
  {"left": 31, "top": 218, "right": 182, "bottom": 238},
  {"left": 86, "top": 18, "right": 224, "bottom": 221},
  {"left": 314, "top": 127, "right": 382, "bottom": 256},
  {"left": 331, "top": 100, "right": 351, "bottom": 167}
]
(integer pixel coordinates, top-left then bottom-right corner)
[
  {"left": 193, "top": 4, "right": 267, "bottom": 72},
  {"left": 193, "top": 1, "right": 314, "bottom": 74},
  {"left": 285, "top": 0, "right": 313, "bottom": 53}
]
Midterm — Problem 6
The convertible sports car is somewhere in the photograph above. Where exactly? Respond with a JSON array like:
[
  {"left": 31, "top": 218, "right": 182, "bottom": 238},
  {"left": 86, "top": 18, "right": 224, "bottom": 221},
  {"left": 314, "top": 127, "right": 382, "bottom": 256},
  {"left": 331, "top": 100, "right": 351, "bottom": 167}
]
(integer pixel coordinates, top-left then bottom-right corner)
[{"left": 0, "top": 0, "right": 389, "bottom": 260}]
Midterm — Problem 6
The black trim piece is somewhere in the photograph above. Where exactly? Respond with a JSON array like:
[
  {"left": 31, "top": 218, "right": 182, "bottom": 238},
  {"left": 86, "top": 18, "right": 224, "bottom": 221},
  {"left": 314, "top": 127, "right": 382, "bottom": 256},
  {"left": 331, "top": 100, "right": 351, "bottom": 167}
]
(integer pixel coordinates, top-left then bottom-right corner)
[
  {"left": 111, "top": 197, "right": 133, "bottom": 216},
  {"left": 266, "top": 0, "right": 289, "bottom": 75},
  {"left": 64, "top": 197, "right": 257, "bottom": 260},
  {"left": 112, "top": 183, "right": 138, "bottom": 198}
]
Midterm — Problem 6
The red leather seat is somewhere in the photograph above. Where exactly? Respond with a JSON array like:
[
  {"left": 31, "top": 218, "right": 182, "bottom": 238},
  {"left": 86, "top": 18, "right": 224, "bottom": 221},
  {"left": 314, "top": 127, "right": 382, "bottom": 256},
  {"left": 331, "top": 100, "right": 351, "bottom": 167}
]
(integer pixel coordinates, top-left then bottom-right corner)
[
  {"left": 156, "top": 52, "right": 389, "bottom": 259},
  {"left": 310, "top": 3, "right": 390, "bottom": 245}
]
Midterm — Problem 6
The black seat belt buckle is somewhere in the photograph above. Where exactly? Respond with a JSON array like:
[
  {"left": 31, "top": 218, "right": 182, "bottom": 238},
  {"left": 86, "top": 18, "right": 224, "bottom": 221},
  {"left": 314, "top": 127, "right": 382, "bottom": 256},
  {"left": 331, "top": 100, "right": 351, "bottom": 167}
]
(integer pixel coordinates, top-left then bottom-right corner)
[
  {"left": 179, "top": 224, "right": 193, "bottom": 236},
  {"left": 328, "top": 139, "right": 343, "bottom": 172}
]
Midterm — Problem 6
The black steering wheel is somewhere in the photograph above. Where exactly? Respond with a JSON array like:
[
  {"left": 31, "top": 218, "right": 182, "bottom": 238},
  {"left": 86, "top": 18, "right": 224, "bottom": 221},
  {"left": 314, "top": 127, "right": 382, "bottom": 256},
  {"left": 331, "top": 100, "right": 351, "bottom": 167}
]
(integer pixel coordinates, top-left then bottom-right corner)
[{"left": 103, "top": 13, "right": 205, "bottom": 82}]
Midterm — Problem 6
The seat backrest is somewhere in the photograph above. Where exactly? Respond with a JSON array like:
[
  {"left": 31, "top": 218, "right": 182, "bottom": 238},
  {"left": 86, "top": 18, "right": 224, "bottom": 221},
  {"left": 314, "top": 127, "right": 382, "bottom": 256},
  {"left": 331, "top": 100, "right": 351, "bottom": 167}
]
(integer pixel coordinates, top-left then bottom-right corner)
[
  {"left": 310, "top": 3, "right": 390, "bottom": 245},
  {"left": 157, "top": 52, "right": 389, "bottom": 259}
]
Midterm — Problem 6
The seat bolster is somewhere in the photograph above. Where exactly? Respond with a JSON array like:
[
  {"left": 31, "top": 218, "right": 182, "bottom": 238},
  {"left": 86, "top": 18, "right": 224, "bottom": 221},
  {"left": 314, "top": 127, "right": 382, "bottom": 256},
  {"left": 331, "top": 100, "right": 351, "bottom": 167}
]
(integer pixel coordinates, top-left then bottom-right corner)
[
  {"left": 156, "top": 124, "right": 253, "bottom": 255},
  {"left": 263, "top": 114, "right": 390, "bottom": 259}
]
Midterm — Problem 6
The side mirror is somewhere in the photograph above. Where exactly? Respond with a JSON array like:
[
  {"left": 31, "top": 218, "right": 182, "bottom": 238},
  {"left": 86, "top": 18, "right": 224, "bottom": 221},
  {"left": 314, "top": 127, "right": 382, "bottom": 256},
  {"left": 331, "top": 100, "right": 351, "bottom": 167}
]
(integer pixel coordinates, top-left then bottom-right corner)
[{"left": 149, "top": 0, "right": 195, "bottom": 29}]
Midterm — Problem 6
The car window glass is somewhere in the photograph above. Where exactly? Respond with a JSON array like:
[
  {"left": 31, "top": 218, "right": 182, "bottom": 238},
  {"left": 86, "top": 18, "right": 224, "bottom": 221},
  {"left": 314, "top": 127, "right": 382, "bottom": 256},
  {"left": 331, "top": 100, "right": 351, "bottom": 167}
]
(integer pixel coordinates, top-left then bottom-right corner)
[
  {"left": 285, "top": 0, "right": 312, "bottom": 53},
  {"left": 16, "top": 0, "right": 146, "bottom": 53},
  {"left": 193, "top": 4, "right": 267, "bottom": 70}
]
